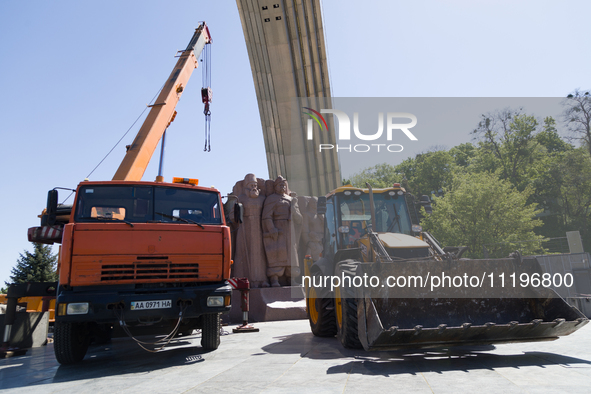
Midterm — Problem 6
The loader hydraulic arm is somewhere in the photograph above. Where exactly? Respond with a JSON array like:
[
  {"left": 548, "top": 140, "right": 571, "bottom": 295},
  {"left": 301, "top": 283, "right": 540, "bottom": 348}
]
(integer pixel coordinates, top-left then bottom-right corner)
[{"left": 112, "top": 22, "right": 212, "bottom": 182}]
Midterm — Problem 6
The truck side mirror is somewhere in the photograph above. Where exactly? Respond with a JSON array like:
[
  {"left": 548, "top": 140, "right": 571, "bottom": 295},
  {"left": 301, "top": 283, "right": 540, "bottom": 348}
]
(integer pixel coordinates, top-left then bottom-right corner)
[
  {"left": 45, "top": 189, "right": 58, "bottom": 226},
  {"left": 317, "top": 196, "right": 327, "bottom": 215},
  {"left": 234, "top": 202, "right": 244, "bottom": 224}
]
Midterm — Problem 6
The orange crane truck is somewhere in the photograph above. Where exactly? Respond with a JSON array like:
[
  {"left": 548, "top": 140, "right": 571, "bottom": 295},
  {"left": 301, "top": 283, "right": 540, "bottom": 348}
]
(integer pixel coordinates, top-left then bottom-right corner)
[{"left": 28, "top": 22, "right": 236, "bottom": 365}]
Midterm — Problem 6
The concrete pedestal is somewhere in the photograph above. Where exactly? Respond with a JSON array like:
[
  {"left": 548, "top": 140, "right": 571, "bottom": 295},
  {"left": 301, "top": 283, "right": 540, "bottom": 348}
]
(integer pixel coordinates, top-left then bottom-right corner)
[{"left": 225, "top": 286, "right": 307, "bottom": 324}]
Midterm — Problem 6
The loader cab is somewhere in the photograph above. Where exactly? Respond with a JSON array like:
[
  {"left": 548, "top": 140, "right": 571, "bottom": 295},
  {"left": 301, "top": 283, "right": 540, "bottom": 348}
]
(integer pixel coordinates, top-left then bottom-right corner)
[{"left": 322, "top": 187, "right": 415, "bottom": 258}]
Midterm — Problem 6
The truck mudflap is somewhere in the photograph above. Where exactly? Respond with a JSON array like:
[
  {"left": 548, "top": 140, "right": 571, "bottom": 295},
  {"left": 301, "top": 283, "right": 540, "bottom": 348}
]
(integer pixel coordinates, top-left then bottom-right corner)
[{"left": 349, "top": 257, "right": 589, "bottom": 350}]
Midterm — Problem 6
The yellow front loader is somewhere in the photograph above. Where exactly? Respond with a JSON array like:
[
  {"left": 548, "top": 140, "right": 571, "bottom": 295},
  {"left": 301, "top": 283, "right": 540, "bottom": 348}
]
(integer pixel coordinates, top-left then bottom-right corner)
[{"left": 305, "top": 184, "right": 588, "bottom": 350}]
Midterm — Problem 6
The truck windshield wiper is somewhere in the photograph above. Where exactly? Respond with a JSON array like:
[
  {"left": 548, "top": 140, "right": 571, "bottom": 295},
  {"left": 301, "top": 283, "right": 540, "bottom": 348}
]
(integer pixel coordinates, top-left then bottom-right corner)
[
  {"left": 155, "top": 212, "right": 205, "bottom": 229},
  {"left": 78, "top": 216, "right": 134, "bottom": 227}
]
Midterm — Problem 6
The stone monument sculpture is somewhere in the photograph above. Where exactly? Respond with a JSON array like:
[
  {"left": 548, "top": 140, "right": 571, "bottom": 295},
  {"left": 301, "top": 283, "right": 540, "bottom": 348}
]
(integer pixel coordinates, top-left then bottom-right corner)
[
  {"left": 226, "top": 173, "right": 326, "bottom": 323},
  {"left": 231, "top": 174, "right": 269, "bottom": 288},
  {"left": 302, "top": 197, "right": 324, "bottom": 262},
  {"left": 290, "top": 191, "right": 303, "bottom": 281},
  {"left": 227, "top": 174, "right": 322, "bottom": 288},
  {"left": 262, "top": 176, "right": 300, "bottom": 287}
]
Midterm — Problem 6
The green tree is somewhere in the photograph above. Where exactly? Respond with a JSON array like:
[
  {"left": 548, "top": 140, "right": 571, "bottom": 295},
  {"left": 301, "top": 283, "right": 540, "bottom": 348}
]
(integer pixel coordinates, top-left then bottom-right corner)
[
  {"left": 472, "top": 110, "right": 544, "bottom": 191},
  {"left": 536, "top": 116, "right": 570, "bottom": 155},
  {"left": 5, "top": 243, "right": 58, "bottom": 288},
  {"left": 547, "top": 148, "right": 591, "bottom": 251},
  {"left": 448, "top": 142, "right": 477, "bottom": 168},
  {"left": 563, "top": 89, "right": 591, "bottom": 155},
  {"left": 422, "top": 172, "right": 543, "bottom": 258},
  {"left": 405, "top": 150, "right": 456, "bottom": 197},
  {"left": 348, "top": 163, "right": 402, "bottom": 188}
]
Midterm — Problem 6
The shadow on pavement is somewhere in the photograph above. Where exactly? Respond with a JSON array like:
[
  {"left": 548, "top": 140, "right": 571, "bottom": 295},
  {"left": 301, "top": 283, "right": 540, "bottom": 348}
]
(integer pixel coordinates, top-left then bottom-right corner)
[
  {"left": 0, "top": 334, "right": 214, "bottom": 391},
  {"left": 262, "top": 332, "right": 591, "bottom": 376},
  {"left": 324, "top": 351, "right": 591, "bottom": 377}
]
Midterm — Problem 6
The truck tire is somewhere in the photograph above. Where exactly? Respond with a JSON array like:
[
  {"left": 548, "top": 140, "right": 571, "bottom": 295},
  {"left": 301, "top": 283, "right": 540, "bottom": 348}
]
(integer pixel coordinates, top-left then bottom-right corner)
[
  {"left": 307, "top": 287, "right": 337, "bottom": 337},
  {"left": 54, "top": 321, "right": 91, "bottom": 365},
  {"left": 201, "top": 313, "right": 220, "bottom": 350},
  {"left": 335, "top": 260, "right": 363, "bottom": 349}
]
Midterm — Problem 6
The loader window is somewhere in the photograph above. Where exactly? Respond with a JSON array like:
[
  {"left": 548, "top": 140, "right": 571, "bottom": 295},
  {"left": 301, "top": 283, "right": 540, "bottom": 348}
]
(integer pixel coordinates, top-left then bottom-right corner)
[
  {"left": 337, "top": 191, "right": 413, "bottom": 238},
  {"left": 324, "top": 201, "right": 337, "bottom": 257}
]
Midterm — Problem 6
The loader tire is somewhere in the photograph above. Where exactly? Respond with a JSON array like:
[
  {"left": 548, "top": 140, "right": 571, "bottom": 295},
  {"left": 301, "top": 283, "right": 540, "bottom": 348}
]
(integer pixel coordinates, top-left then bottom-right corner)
[
  {"left": 54, "top": 321, "right": 91, "bottom": 365},
  {"left": 335, "top": 260, "right": 363, "bottom": 349},
  {"left": 201, "top": 313, "right": 221, "bottom": 350},
  {"left": 307, "top": 284, "right": 337, "bottom": 337}
]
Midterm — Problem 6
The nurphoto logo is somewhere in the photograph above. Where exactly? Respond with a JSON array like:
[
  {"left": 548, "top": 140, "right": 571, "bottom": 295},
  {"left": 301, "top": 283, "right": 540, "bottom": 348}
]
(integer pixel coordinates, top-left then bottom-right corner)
[{"left": 303, "top": 107, "right": 418, "bottom": 153}]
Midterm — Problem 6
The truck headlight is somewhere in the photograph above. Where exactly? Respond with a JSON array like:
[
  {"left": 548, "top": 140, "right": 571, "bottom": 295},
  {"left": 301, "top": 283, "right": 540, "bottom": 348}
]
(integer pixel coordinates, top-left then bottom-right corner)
[
  {"left": 66, "top": 302, "right": 89, "bottom": 315},
  {"left": 207, "top": 296, "right": 224, "bottom": 307}
]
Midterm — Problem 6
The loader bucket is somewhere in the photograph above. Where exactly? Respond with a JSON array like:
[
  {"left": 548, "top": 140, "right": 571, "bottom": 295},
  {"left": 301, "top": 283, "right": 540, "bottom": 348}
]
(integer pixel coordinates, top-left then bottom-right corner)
[{"left": 352, "top": 257, "right": 588, "bottom": 350}]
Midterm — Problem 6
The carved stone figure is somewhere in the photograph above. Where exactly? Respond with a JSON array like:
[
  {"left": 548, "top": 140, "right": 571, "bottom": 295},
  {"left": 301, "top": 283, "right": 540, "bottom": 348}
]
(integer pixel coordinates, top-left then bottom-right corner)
[
  {"left": 232, "top": 174, "right": 269, "bottom": 288},
  {"left": 290, "top": 191, "right": 303, "bottom": 280},
  {"left": 262, "top": 176, "right": 298, "bottom": 287},
  {"left": 303, "top": 197, "right": 324, "bottom": 261}
]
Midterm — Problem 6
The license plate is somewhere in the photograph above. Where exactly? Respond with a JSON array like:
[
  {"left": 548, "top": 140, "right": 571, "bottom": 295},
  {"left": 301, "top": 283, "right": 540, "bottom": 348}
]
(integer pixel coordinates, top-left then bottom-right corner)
[{"left": 130, "top": 300, "right": 172, "bottom": 310}]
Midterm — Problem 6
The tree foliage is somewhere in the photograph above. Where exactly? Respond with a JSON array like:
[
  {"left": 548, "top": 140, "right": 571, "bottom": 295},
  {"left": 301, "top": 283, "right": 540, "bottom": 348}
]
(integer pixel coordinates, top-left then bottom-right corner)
[
  {"left": 546, "top": 148, "right": 591, "bottom": 248},
  {"left": 563, "top": 89, "right": 591, "bottom": 155},
  {"left": 397, "top": 150, "right": 457, "bottom": 197},
  {"left": 5, "top": 243, "right": 58, "bottom": 288},
  {"left": 348, "top": 163, "right": 402, "bottom": 188},
  {"left": 344, "top": 92, "right": 591, "bottom": 254},
  {"left": 421, "top": 172, "right": 542, "bottom": 258},
  {"left": 471, "top": 110, "right": 545, "bottom": 191}
]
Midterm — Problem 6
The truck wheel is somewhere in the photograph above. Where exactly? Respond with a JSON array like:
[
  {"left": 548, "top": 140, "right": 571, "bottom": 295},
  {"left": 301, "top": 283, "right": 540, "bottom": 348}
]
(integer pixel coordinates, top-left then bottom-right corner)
[
  {"left": 335, "top": 260, "right": 363, "bottom": 349},
  {"left": 54, "top": 321, "right": 91, "bottom": 365},
  {"left": 201, "top": 313, "right": 221, "bottom": 350},
  {"left": 307, "top": 285, "right": 337, "bottom": 337}
]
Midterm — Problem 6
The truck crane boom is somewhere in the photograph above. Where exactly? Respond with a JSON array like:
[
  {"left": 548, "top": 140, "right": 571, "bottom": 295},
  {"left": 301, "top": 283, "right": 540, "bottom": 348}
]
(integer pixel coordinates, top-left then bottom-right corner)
[{"left": 113, "top": 22, "right": 211, "bottom": 181}]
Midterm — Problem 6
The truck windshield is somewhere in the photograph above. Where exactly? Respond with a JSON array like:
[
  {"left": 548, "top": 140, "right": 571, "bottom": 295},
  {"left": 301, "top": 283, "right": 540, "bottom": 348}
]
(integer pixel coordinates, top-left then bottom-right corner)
[
  {"left": 338, "top": 191, "right": 412, "bottom": 241},
  {"left": 74, "top": 185, "right": 222, "bottom": 224}
]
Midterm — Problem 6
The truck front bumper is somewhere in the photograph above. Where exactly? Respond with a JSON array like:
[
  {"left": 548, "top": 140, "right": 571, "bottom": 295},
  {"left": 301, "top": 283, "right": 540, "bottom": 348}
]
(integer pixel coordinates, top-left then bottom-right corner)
[{"left": 55, "top": 282, "right": 231, "bottom": 323}]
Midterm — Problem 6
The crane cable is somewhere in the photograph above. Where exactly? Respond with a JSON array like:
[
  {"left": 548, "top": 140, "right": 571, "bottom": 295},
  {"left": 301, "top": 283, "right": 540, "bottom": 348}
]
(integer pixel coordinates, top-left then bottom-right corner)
[
  {"left": 201, "top": 42, "right": 212, "bottom": 151},
  {"left": 60, "top": 84, "right": 165, "bottom": 204}
]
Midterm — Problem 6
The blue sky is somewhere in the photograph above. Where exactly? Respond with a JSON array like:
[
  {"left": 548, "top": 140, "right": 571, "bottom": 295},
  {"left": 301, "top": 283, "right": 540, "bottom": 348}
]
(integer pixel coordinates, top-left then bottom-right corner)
[{"left": 0, "top": 0, "right": 589, "bottom": 285}]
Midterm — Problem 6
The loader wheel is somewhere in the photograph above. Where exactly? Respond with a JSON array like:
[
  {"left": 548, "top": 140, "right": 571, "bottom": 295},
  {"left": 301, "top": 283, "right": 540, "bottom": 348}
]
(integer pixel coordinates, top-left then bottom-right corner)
[
  {"left": 201, "top": 313, "right": 221, "bottom": 350},
  {"left": 335, "top": 260, "right": 363, "bottom": 349},
  {"left": 54, "top": 321, "right": 91, "bottom": 365},
  {"left": 307, "top": 285, "right": 337, "bottom": 337}
]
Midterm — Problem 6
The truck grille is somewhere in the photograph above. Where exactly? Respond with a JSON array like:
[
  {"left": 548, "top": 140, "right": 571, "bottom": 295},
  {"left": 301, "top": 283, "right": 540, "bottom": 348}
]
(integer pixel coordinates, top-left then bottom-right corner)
[{"left": 101, "top": 261, "right": 199, "bottom": 282}]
